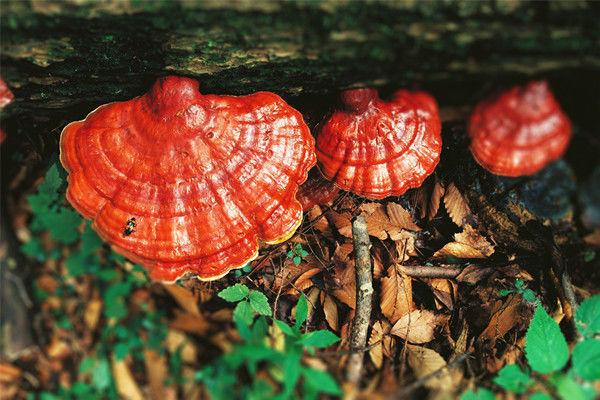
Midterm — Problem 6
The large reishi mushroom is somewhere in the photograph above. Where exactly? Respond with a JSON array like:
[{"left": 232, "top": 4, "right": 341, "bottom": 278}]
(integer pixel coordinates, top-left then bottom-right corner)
[
  {"left": 316, "top": 88, "right": 442, "bottom": 199},
  {"left": 0, "top": 77, "right": 14, "bottom": 144},
  {"left": 60, "top": 76, "right": 316, "bottom": 281},
  {"left": 468, "top": 80, "right": 572, "bottom": 177}
]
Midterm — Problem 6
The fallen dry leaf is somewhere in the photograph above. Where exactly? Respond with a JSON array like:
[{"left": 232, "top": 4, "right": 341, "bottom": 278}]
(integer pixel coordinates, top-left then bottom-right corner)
[
  {"left": 480, "top": 294, "right": 525, "bottom": 342},
  {"left": 584, "top": 229, "right": 600, "bottom": 247},
  {"left": 390, "top": 309, "right": 443, "bottom": 344},
  {"left": 288, "top": 267, "right": 321, "bottom": 294},
  {"left": 0, "top": 362, "right": 21, "bottom": 383},
  {"left": 394, "top": 231, "right": 417, "bottom": 262},
  {"left": 331, "top": 210, "right": 354, "bottom": 238},
  {"left": 368, "top": 321, "right": 386, "bottom": 368},
  {"left": 434, "top": 225, "right": 494, "bottom": 259},
  {"left": 406, "top": 344, "right": 462, "bottom": 391},
  {"left": 163, "top": 283, "right": 201, "bottom": 316},
  {"left": 111, "top": 356, "right": 144, "bottom": 400},
  {"left": 380, "top": 265, "right": 414, "bottom": 323},
  {"left": 386, "top": 202, "right": 421, "bottom": 232},
  {"left": 144, "top": 349, "right": 169, "bottom": 400},
  {"left": 331, "top": 243, "right": 356, "bottom": 309},
  {"left": 84, "top": 297, "right": 102, "bottom": 331},
  {"left": 359, "top": 202, "right": 420, "bottom": 241},
  {"left": 429, "top": 278, "right": 455, "bottom": 310},
  {"left": 166, "top": 330, "right": 197, "bottom": 363},
  {"left": 170, "top": 309, "right": 210, "bottom": 335},
  {"left": 307, "top": 205, "right": 332, "bottom": 236},
  {"left": 321, "top": 293, "right": 339, "bottom": 332},
  {"left": 443, "top": 183, "right": 473, "bottom": 227}
]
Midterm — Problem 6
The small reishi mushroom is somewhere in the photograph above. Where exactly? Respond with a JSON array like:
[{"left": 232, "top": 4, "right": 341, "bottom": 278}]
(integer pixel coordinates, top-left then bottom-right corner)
[
  {"left": 468, "top": 80, "right": 572, "bottom": 177},
  {"left": 0, "top": 77, "right": 14, "bottom": 144},
  {"left": 296, "top": 168, "right": 340, "bottom": 210},
  {"left": 60, "top": 76, "right": 315, "bottom": 281},
  {"left": 316, "top": 87, "right": 442, "bottom": 199}
]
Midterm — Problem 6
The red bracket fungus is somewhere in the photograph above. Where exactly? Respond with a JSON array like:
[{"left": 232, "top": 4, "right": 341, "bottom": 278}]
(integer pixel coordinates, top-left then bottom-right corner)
[
  {"left": 296, "top": 168, "right": 340, "bottom": 210},
  {"left": 468, "top": 80, "right": 572, "bottom": 177},
  {"left": 60, "top": 76, "right": 315, "bottom": 281},
  {"left": 316, "top": 88, "right": 442, "bottom": 199},
  {"left": 0, "top": 77, "right": 14, "bottom": 144}
]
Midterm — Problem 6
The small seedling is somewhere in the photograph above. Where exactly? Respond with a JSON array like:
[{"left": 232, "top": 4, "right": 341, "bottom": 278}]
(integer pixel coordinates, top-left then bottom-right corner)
[{"left": 287, "top": 243, "right": 309, "bottom": 266}]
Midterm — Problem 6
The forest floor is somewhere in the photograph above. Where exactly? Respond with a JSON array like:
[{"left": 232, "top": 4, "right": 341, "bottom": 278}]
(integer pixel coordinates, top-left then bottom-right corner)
[{"left": 1, "top": 115, "right": 599, "bottom": 399}]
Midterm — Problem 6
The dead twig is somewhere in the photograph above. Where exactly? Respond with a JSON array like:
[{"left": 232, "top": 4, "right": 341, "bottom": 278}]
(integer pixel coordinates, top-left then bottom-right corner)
[
  {"left": 345, "top": 215, "right": 374, "bottom": 386},
  {"left": 396, "top": 264, "right": 463, "bottom": 279}
]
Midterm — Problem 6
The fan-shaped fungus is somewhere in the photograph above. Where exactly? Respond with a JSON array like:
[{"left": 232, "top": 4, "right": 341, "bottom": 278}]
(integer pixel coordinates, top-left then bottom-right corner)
[
  {"left": 468, "top": 81, "right": 572, "bottom": 177},
  {"left": 316, "top": 88, "right": 442, "bottom": 199},
  {"left": 0, "top": 78, "right": 14, "bottom": 108},
  {"left": 60, "top": 76, "right": 315, "bottom": 281},
  {"left": 296, "top": 168, "right": 340, "bottom": 210},
  {"left": 0, "top": 77, "right": 14, "bottom": 144}
]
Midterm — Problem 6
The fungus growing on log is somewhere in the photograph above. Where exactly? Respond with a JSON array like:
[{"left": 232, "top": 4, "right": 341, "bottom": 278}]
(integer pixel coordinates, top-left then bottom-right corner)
[
  {"left": 60, "top": 76, "right": 315, "bottom": 281},
  {"left": 296, "top": 168, "right": 340, "bottom": 210},
  {"left": 468, "top": 80, "right": 572, "bottom": 177},
  {"left": 0, "top": 77, "right": 14, "bottom": 144},
  {"left": 316, "top": 88, "right": 442, "bottom": 199}
]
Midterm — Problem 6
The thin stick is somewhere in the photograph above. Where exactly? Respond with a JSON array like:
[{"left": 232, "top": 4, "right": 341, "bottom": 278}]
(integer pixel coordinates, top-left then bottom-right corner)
[
  {"left": 396, "top": 264, "right": 463, "bottom": 279},
  {"left": 346, "top": 215, "right": 374, "bottom": 385}
]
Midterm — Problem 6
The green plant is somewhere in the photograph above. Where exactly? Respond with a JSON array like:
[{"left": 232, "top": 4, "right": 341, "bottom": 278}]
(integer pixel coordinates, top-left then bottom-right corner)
[
  {"left": 286, "top": 243, "right": 309, "bottom": 266},
  {"left": 199, "top": 285, "right": 342, "bottom": 399},
  {"left": 23, "top": 163, "right": 166, "bottom": 400},
  {"left": 461, "top": 295, "right": 600, "bottom": 400},
  {"left": 498, "top": 278, "right": 538, "bottom": 304}
]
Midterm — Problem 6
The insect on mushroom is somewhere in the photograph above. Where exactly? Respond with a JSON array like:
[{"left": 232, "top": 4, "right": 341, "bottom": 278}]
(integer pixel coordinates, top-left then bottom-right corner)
[
  {"left": 315, "top": 87, "right": 442, "bottom": 199},
  {"left": 60, "top": 76, "right": 315, "bottom": 282},
  {"left": 123, "top": 217, "right": 136, "bottom": 237}
]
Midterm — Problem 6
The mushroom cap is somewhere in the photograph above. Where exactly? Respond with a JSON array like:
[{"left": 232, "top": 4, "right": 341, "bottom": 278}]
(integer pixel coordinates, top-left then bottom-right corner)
[
  {"left": 60, "top": 76, "right": 315, "bottom": 281},
  {"left": 296, "top": 168, "right": 340, "bottom": 210},
  {"left": 0, "top": 77, "right": 14, "bottom": 108},
  {"left": 316, "top": 88, "right": 442, "bottom": 199},
  {"left": 468, "top": 81, "right": 572, "bottom": 177}
]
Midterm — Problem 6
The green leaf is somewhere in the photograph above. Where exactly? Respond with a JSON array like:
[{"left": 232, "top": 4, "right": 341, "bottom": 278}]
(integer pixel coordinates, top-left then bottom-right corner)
[
  {"left": 21, "top": 238, "right": 47, "bottom": 261},
  {"left": 299, "top": 249, "right": 309, "bottom": 257},
  {"left": 555, "top": 375, "right": 588, "bottom": 400},
  {"left": 515, "top": 279, "right": 525, "bottom": 289},
  {"left": 522, "top": 289, "right": 538, "bottom": 304},
  {"left": 45, "top": 208, "right": 82, "bottom": 244},
  {"left": 575, "top": 295, "right": 600, "bottom": 338},
  {"left": 281, "top": 351, "right": 302, "bottom": 396},
  {"left": 79, "top": 356, "right": 96, "bottom": 374},
  {"left": 233, "top": 300, "right": 254, "bottom": 326},
  {"left": 295, "top": 293, "right": 308, "bottom": 329},
  {"left": 572, "top": 339, "right": 600, "bottom": 380},
  {"left": 39, "top": 163, "right": 65, "bottom": 195},
  {"left": 293, "top": 256, "right": 301, "bottom": 266},
  {"left": 275, "top": 320, "right": 297, "bottom": 337},
  {"left": 530, "top": 393, "right": 553, "bottom": 400},
  {"left": 525, "top": 304, "right": 569, "bottom": 374},
  {"left": 114, "top": 342, "right": 130, "bottom": 360},
  {"left": 91, "top": 357, "right": 111, "bottom": 390},
  {"left": 286, "top": 250, "right": 294, "bottom": 258},
  {"left": 300, "top": 330, "right": 340, "bottom": 348},
  {"left": 459, "top": 388, "right": 495, "bottom": 400},
  {"left": 498, "top": 289, "right": 512, "bottom": 297},
  {"left": 218, "top": 284, "right": 250, "bottom": 302},
  {"left": 249, "top": 290, "right": 272, "bottom": 316},
  {"left": 302, "top": 367, "right": 342, "bottom": 396},
  {"left": 493, "top": 364, "right": 531, "bottom": 393}
]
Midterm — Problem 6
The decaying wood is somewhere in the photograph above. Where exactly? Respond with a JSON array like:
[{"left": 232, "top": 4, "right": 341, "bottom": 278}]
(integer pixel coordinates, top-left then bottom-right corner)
[{"left": 346, "top": 215, "right": 373, "bottom": 386}]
